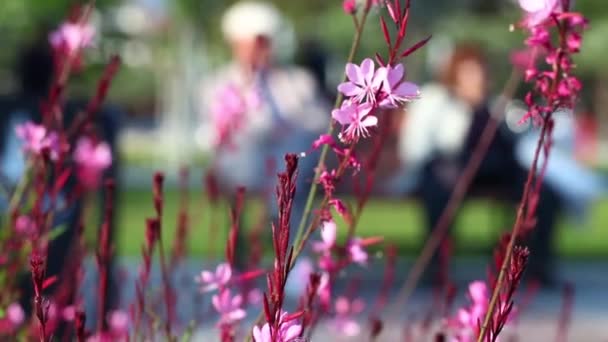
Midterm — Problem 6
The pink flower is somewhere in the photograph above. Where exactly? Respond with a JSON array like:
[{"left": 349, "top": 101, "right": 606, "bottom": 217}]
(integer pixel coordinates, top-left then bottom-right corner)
[
  {"left": 195, "top": 262, "right": 232, "bottom": 292},
  {"left": 14, "top": 215, "right": 36, "bottom": 237},
  {"left": 343, "top": 0, "right": 357, "bottom": 14},
  {"left": 62, "top": 305, "right": 76, "bottom": 321},
  {"left": 329, "top": 199, "right": 349, "bottom": 220},
  {"left": 252, "top": 311, "right": 302, "bottom": 342},
  {"left": 338, "top": 58, "right": 384, "bottom": 104},
  {"left": 332, "top": 100, "right": 377, "bottom": 141},
  {"left": 468, "top": 281, "right": 488, "bottom": 306},
  {"left": 332, "top": 296, "right": 365, "bottom": 337},
  {"left": 211, "top": 83, "right": 260, "bottom": 148},
  {"left": 247, "top": 288, "right": 263, "bottom": 305},
  {"left": 212, "top": 289, "right": 246, "bottom": 324},
  {"left": 510, "top": 48, "right": 538, "bottom": 71},
  {"left": 74, "top": 137, "right": 112, "bottom": 190},
  {"left": 313, "top": 220, "right": 337, "bottom": 254},
  {"left": 108, "top": 310, "right": 129, "bottom": 335},
  {"left": 311, "top": 134, "right": 335, "bottom": 150},
  {"left": 377, "top": 64, "right": 420, "bottom": 108},
  {"left": 347, "top": 238, "right": 368, "bottom": 265},
  {"left": 317, "top": 272, "right": 331, "bottom": 310},
  {"left": 518, "top": 0, "right": 560, "bottom": 27},
  {"left": 319, "top": 169, "right": 337, "bottom": 196},
  {"left": 15, "top": 122, "right": 60, "bottom": 160},
  {"left": 49, "top": 22, "right": 95, "bottom": 56},
  {"left": 6, "top": 303, "right": 24, "bottom": 326},
  {"left": 447, "top": 281, "right": 489, "bottom": 341}
]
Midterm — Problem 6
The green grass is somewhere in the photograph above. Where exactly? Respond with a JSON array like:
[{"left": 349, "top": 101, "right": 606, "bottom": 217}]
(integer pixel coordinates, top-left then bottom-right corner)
[{"left": 97, "top": 189, "right": 608, "bottom": 259}]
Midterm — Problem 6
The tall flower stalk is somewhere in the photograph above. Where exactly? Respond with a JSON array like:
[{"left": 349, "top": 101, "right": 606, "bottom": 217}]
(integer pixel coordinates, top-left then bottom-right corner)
[
  {"left": 292, "top": 0, "right": 428, "bottom": 265},
  {"left": 478, "top": 1, "right": 588, "bottom": 341}
]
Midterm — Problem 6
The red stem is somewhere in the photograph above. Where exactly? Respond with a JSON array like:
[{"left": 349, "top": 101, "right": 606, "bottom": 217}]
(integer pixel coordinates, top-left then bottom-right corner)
[{"left": 393, "top": 70, "right": 521, "bottom": 309}]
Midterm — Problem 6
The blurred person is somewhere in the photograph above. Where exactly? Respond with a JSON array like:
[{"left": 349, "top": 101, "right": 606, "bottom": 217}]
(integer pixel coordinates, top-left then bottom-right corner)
[
  {"left": 514, "top": 108, "right": 606, "bottom": 224},
  {"left": 0, "top": 33, "right": 122, "bottom": 328},
  {"left": 197, "top": 2, "right": 329, "bottom": 235},
  {"left": 398, "top": 43, "right": 561, "bottom": 286}
]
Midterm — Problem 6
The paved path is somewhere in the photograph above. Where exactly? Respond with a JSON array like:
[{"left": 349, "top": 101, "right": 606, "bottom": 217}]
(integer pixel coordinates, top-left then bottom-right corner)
[{"left": 80, "top": 257, "right": 608, "bottom": 341}]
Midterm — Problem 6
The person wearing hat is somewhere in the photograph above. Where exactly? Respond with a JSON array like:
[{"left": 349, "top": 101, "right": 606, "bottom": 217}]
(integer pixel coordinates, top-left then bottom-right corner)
[{"left": 197, "top": 2, "right": 330, "bottom": 245}]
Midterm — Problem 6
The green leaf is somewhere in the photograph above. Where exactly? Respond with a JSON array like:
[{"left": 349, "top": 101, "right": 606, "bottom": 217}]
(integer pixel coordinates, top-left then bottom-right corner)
[
  {"left": 180, "top": 320, "right": 196, "bottom": 342},
  {"left": 46, "top": 225, "right": 67, "bottom": 241}
]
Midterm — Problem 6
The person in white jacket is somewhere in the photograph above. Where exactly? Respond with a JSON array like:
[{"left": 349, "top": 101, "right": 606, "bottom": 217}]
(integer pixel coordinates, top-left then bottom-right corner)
[{"left": 196, "top": 2, "right": 330, "bottom": 234}]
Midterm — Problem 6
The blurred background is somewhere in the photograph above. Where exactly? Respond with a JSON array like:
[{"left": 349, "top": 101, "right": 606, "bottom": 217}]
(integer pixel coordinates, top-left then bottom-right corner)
[
  {"left": 1, "top": 0, "right": 608, "bottom": 260},
  {"left": 0, "top": 0, "right": 608, "bottom": 340}
]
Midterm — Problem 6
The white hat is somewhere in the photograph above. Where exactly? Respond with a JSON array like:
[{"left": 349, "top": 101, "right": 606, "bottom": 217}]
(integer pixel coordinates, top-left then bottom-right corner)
[{"left": 221, "top": 1, "right": 295, "bottom": 61}]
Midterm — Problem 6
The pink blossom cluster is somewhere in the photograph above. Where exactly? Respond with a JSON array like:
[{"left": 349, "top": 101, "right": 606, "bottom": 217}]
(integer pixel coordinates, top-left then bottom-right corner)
[
  {"left": 211, "top": 82, "right": 261, "bottom": 148},
  {"left": 516, "top": 0, "right": 588, "bottom": 123},
  {"left": 342, "top": 0, "right": 384, "bottom": 15},
  {"left": 0, "top": 303, "right": 24, "bottom": 334},
  {"left": 15, "top": 122, "right": 61, "bottom": 161},
  {"left": 333, "top": 59, "right": 419, "bottom": 142},
  {"left": 195, "top": 263, "right": 246, "bottom": 330},
  {"left": 74, "top": 137, "right": 112, "bottom": 190},
  {"left": 313, "top": 220, "right": 369, "bottom": 271},
  {"left": 252, "top": 311, "right": 302, "bottom": 342},
  {"left": 447, "top": 281, "right": 490, "bottom": 342},
  {"left": 331, "top": 296, "right": 365, "bottom": 337},
  {"left": 49, "top": 21, "right": 95, "bottom": 57}
]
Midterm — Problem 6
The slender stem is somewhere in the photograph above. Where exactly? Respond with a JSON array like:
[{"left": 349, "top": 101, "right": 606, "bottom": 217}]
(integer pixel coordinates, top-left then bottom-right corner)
[
  {"left": 6, "top": 159, "right": 33, "bottom": 215},
  {"left": 292, "top": 142, "right": 355, "bottom": 266},
  {"left": 292, "top": 8, "right": 370, "bottom": 249},
  {"left": 246, "top": 11, "right": 371, "bottom": 342},
  {"left": 479, "top": 21, "right": 569, "bottom": 341},
  {"left": 392, "top": 70, "right": 521, "bottom": 310},
  {"left": 477, "top": 118, "right": 550, "bottom": 342},
  {"left": 158, "top": 233, "right": 174, "bottom": 340}
]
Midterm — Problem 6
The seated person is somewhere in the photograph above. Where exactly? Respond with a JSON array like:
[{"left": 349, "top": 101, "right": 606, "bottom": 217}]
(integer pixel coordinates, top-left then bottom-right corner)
[
  {"left": 196, "top": 2, "right": 329, "bottom": 232},
  {"left": 398, "top": 43, "right": 561, "bottom": 285}
]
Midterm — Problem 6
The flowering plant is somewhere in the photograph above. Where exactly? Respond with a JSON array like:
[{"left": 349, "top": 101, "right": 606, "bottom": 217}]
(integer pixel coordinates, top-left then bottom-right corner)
[{"left": 0, "top": 0, "right": 590, "bottom": 341}]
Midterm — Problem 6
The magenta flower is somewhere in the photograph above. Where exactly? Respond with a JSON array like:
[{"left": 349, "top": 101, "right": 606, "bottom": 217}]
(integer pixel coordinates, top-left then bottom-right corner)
[
  {"left": 74, "top": 137, "right": 112, "bottom": 190},
  {"left": 108, "top": 310, "right": 129, "bottom": 335},
  {"left": 377, "top": 64, "right": 420, "bottom": 108},
  {"left": 343, "top": 0, "right": 357, "bottom": 14},
  {"left": 313, "top": 220, "right": 337, "bottom": 254},
  {"left": 311, "top": 134, "right": 335, "bottom": 150},
  {"left": 49, "top": 22, "right": 95, "bottom": 56},
  {"left": 212, "top": 289, "right": 246, "bottom": 324},
  {"left": 195, "top": 262, "right": 232, "bottom": 292},
  {"left": 447, "top": 281, "right": 491, "bottom": 342},
  {"left": 6, "top": 303, "right": 24, "bottom": 326},
  {"left": 62, "top": 305, "right": 76, "bottom": 321},
  {"left": 14, "top": 215, "right": 36, "bottom": 237},
  {"left": 338, "top": 58, "right": 384, "bottom": 104},
  {"left": 317, "top": 272, "right": 332, "bottom": 309},
  {"left": 15, "top": 122, "right": 60, "bottom": 160},
  {"left": 252, "top": 311, "right": 302, "bottom": 342},
  {"left": 332, "top": 296, "right": 365, "bottom": 337},
  {"left": 518, "top": 0, "right": 559, "bottom": 27},
  {"left": 332, "top": 100, "right": 377, "bottom": 141},
  {"left": 347, "top": 238, "right": 368, "bottom": 265}
]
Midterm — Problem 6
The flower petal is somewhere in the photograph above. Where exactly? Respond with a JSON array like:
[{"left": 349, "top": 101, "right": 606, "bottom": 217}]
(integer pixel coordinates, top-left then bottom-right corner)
[
  {"left": 386, "top": 64, "right": 405, "bottom": 87},
  {"left": 321, "top": 220, "right": 337, "bottom": 246},
  {"left": 282, "top": 324, "right": 303, "bottom": 341},
  {"left": 345, "top": 63, "right": 363, "bottom": 85},
  {"left": 360, "top": 115, "right": 378, "bottom": 128},
  {"left": 360, "top": 58, "right": 375, "bottom": 84},
  {"left": 337, "top": 82, "right": 362, "bottom": 97},
  {"left": 393, "top": 81, "right": 420, "bottom": 98}
]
